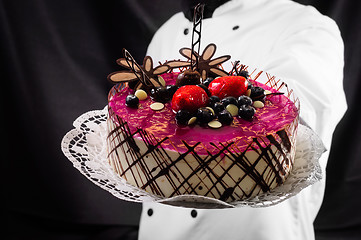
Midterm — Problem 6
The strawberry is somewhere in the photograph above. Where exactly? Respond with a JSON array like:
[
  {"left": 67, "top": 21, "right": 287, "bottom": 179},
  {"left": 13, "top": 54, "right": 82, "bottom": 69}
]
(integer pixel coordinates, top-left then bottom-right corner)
[
  {"left": 208, "top": 76, "right": 248, "bottom": 99},
  {"left": 171, "top": 85, "right": 209, "bottom": 113}
]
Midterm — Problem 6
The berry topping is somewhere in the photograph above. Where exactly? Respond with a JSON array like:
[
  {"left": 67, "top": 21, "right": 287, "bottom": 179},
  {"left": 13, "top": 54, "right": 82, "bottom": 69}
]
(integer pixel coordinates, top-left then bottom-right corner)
[
  {"left": 217, "top": 110, "right": 233, "bottom": 125},
  {"left": 238, "top": 105, "right": 255, "bottom": 121},
  {"left": 247, "top": 81, "right": 253, "bottom": 90},
  {"left": 237, "top": 95, "right": 253, "bottom": 107},
  {"left": 196, "top": 107, "right": 215, "bottom": 124},
  {"left": 150, "top": 86, "right": 172, "bottom": 103},
  {"left": 197, "top": 84, "right": 211, "bottom": 96},
  {"left": 125, "top": 94, "right": 139, "bottom": 108},
  {"left": 212, "top": 102, "right": 226, "bottom": 115},
  {"left": 208, "top": 95, "right": 220, "bottom": 107},
  {"left": 166, "top": 85, "right": 179, "bottom": 96},
  {"left": 250, "top": 86, "right": 266, "bottom": 101},
  {"left": 202, "top": 77, "right": 214, "bottom": 87},
  {"left": 175, "top": 109, "right": 192, "bottom": 125},
  {"left": 176, "top": 69, "right": 201, "bottom": 87},
  {"left": 238, "top": 70, "right": 249, "bottom": 79},
  {"left": 127, "top": 79, "right": 138, "bottom": 90},
  {"left": 208, "top": 76, "right": 248, "bottom": 99},
  {"left": 221, "top": 96, "right": 238, "bottom": 107},
  {"left": 171, "top": 85, "right": 209, "bottom": 113}
]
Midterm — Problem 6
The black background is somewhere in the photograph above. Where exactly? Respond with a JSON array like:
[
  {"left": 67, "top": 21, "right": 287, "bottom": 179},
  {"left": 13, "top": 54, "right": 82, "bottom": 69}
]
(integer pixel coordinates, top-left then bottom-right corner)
[{"left": 2, "top": 0, "right": 361, "bottom": 239}]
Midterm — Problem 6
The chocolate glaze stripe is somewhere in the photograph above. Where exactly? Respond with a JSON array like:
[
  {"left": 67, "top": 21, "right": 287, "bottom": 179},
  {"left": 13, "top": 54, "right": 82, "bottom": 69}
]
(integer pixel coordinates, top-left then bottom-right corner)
[
  {"left": 107, "top": 92, "right": 298, "bottom": 200},
  {"left": 141, "top": 131, "right": 190, "bottom": 195},
  {"left": 108, "top": 117, "right": 146, "bottom": 189},
  {"left": 182, "top": 141, "right": 238, "bottom": 198},
  {"left": 111, "top": 113, "right": 160, "bottom": 191},
  {"left": 204, "top": 142, "right": 258, "bottom": 199},
  {"left": 159, "top": 141, "right": 205, "bottom": 197},
  {"left": 140, "top": 140, "right": 201, "bottom": 192},
  {"left": 213, "top": 140, "right": 277, "bottom": 200},
  {"left": 108, "top": 111, "right": 296, "bottom": 200}
]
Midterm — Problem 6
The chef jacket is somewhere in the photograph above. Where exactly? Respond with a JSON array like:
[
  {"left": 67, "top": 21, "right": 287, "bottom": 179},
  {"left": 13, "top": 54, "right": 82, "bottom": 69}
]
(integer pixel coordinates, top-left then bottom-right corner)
[{"left": 139, "top": 0, "right": 347, "bottom": 239}]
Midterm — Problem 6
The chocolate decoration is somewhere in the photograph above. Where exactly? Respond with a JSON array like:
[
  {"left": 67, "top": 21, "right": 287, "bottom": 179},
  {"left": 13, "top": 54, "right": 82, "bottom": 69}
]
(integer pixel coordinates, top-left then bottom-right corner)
[
  {"left": 179, "top": 43, "right": 231, "bottom": 80},
  {"left": 190, "top": 3, "right": 204, "bottom": 71},
  {"left": 176, "top": 69, "right": 201, "bottom": 86},
  {"left": 107, "top": 49, "right": 170, "bottom": 91}
]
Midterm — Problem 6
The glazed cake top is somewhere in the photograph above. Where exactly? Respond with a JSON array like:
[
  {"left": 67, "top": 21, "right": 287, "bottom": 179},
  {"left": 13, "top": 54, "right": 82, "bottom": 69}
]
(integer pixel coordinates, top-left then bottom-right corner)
[{"left": 108, "top": 72, "right": 298, "bottom": 155}]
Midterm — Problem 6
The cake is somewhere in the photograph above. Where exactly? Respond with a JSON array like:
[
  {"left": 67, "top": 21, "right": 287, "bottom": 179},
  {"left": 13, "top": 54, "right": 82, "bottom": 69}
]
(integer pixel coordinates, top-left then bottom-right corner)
[{"left": 106, "top": 45, "right": 299, "bottom": 202}]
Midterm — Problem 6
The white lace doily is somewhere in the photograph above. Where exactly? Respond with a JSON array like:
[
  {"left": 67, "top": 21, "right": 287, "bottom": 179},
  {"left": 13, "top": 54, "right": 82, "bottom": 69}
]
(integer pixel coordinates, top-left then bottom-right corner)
[{"left": 61, "top": 106, "right": 325, "bottom": 209}]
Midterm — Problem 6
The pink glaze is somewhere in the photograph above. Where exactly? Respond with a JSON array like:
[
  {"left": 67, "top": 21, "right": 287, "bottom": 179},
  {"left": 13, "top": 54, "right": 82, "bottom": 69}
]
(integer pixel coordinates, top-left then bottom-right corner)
[{"left": 109, "top": 72, "right": 299, "bottom": 155}]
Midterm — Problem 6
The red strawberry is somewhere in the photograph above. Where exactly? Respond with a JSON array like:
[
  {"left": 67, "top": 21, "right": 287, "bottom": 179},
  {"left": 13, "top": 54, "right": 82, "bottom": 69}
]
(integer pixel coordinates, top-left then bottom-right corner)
[
  {"left": 208, "top": 76, "right": 248, "bottom": 99},
  {"left": 171, "top": 85, "right": 209, "bottom": 113}
]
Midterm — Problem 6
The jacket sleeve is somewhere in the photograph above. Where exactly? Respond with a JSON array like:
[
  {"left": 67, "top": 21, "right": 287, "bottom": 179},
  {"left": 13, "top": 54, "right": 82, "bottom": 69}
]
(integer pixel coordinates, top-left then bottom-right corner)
[{"left": 260, "top": 14, "right": 347, "bottom": 165}]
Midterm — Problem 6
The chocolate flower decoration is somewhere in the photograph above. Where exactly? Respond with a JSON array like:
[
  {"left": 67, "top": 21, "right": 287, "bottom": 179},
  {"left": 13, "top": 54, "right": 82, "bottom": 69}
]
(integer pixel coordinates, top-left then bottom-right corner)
[
  {"left": 108, "top": 52, "right": 170, "bottom": 91},
  {"left": 177, "top": 43, "right": 231, "bottom": 80}
]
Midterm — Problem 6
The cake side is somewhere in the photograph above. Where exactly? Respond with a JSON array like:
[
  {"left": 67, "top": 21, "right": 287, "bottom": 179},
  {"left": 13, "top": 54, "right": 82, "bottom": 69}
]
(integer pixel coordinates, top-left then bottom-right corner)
[{"left": 107, "top": 106, "right": 298, "bottom": 201}]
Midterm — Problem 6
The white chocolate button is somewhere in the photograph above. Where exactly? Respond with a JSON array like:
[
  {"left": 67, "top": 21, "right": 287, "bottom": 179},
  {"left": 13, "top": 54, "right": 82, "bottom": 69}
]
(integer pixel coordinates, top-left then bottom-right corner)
[
  {"left": 150, "top": 102, "right": 164, "bottom": 111},
  {"left": 253, "top": 101, "right": 265, "bottom": 108},
  {"left": 226, "top": 104, "right": 238, "bottom": 116},
  {"left": 208, "top": 120, "right": 222, "bottom": 129},
  {"left": 206, "top": 107, "right": 215, "bottom": 116},
  {"left": 264, "top": 90, "right": 272, "bottom": 95},
  {"left": 135, "top": 89, "right": 148, "bottom": 100},
  {"left": 188, "top": 117, "right": 197, "bottom": 125},
  {"left": 158, "top": 76, "right": 166, "bottom": 86}
]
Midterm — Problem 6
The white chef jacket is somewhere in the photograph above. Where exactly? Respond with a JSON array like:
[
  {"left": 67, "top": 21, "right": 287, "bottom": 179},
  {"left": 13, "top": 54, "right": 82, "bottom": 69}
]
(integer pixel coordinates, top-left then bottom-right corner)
[{"left": 139, "top": 0, "right": 347, "bottom": 239}]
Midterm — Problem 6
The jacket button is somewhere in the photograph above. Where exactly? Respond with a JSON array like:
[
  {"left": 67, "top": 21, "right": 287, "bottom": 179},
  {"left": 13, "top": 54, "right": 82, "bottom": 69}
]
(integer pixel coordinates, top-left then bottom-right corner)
[
  {"left": 191, "top": 209, "right": 197, "bottom": 218},
  {"left": 233, "top": 25, "right": 239, "bottom": 30},
  {"left": 184, "top": 28, "right": 189, "bottom": 35},
  {"left": 147, "top": 208, "right": 154, "bottom": 216}
]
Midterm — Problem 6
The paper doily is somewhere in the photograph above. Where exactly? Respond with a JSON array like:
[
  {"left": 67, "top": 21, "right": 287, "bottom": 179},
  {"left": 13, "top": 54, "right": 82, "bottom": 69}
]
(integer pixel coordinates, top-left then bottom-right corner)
[{"left": 61, "top": 106, "right": 325, "bottom": 209}]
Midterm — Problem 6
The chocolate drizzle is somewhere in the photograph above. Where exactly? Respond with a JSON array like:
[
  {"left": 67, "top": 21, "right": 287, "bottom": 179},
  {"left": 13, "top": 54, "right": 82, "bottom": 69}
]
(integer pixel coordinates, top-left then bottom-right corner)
[
  {"left": 190, "top": 3, "right": 204, "bottom": 71},
  {"left": 107, "top": 105, "right": 298, "bottom": 202},
  {"left": 107, "top": 50, "right": 171, "bottom": 91}
]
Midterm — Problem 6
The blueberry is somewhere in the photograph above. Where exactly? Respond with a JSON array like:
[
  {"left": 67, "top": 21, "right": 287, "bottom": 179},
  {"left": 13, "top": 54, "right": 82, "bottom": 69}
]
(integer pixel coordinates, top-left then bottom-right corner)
[
  {"left": 175, "top": 109, "right": 192, "bottom": 125},
  {"left": 237, "top": 95, "right": 253, "bottom": 107},
  {"left": 202, "top": 77, "right": 214, "bottom": 87},
  {"left": 238, "top": 70, "right": 249, "bottom": 79},
  {"left": 127, "top": 80, "right": 138, "bottom": 90},
  {"left": 208, "top": 96, "right": 220, "bottom": 107},
  {"left": 166, "top": 85, "right": 178, "bottom": 97},
  {"left": 125, "top": 94, "right": 139, "bottom": 108},
  {"left": 247, "top": 81, "right": 253, "bottom": 90},
  {"left": 150, "top": 86, "right": 171, "bottom": 103},
  {"left": 250, "top": 86, "right": 265, "bottom": 101},
  {"left": 221, "top": 96, "right": 238, "bottom": 107},
  {"left": 218, "top": 110, "right": 233, "bottom": 125},
  {"left": 212, "top": 102, "right": 225, "bottom": 115},
  {"left": 238, "top": 105, "right": 255, "bottom": 121},
  {"left": 196, "top": 107, "right": 215, "bottom": 124},
  {"left": 197, "top": 84, "right": 211, "bottom": 96}
]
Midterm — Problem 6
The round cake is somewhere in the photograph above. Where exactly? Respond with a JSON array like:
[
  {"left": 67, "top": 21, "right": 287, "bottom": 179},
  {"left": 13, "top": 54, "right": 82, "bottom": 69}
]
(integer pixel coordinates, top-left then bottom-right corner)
[{"left": 106, "top": 62, "right": 299, "bottom": 201}]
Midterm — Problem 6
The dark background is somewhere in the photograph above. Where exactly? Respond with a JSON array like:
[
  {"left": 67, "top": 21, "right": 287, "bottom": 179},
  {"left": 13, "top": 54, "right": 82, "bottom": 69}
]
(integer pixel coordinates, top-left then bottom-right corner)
[{"left": 2, "top": 0, "right": 360, "bottom": 239}]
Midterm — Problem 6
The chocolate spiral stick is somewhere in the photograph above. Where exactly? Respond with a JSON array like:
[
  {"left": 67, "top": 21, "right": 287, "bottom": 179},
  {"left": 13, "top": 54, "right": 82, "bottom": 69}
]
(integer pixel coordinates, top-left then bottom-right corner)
[
  {"left": 123, "top": 48, "right": 160, "bottom": 89},
  {"left": 190, "top": 3, "right": 204, "bottom": 71}
]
